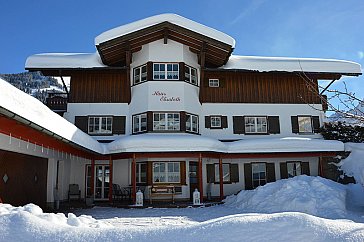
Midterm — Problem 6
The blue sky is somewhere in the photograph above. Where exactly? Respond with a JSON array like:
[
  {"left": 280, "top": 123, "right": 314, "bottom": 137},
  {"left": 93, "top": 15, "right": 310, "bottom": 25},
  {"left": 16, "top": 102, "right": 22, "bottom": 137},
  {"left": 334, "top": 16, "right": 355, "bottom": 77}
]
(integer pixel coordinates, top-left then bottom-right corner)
[{"left": 0, "top": 0, "right": 363, "bottom": 106}]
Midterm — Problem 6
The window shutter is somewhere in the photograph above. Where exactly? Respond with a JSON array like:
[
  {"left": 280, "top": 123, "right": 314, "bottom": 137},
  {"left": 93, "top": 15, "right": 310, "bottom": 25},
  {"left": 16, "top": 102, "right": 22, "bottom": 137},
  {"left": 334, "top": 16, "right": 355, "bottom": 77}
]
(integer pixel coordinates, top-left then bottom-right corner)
[
  {"left": 180, "top": 111, "right": 186, "bottom": 132},
  {"left": 280, "top": 162, "right": 288, "bottom": 179},
  {"left": 179, "top": 62, "right": 185, "bottom": 81},
  {"left": 147, "top": 111, "right": 153, "bottom": 131},
  {"left": 205, "top": 116, "right": 211, "bottom": 128},
  {"left": 180, "top": 161, "right": 187, "bottom": 185},
  {"left": 75, "top": 116, "right": 88, "bottom": 133},
  {"left": 147, "top": 161, "right": 153, "bottom": 185},
  {"left": 147, "top": 61, "right": 153, "bottom": 80},
  {"left": 230, "top": 164, "right": 239, "bottom": 183},
  {"left": 203, "top": 78, "right": 209, "bottom": 87},
  {"left": 268, "top": 116, "right": 280, "bottom": 134},
  {"left": 206, "top": 164, "right": 215, "bottom": 183},
  {"left": 312, "top": 116, "right": 320, "bottom": 133},
  {"left": 301, "top": 162, "right": 310, "bottom": 175},
  {"left": 233, "top": 116, "right": 245, "bottom": 134},
  {"left": 266, "top": 163, "right": 276, "bottom": 183},
  {"left": 221, "top": 116, "right": 228, "bottom": 129},
  {"left": 291, "top": 116, "right": 299, "bottom": 133},
  {"left": 244, "top": 163, "right": 253, "bottom": 190},
  {"left": 219, "top": 78, "right": 225, "bottom": 88},
  {"left": 112, "top": 116, "right": 126, "bottom": 135}
]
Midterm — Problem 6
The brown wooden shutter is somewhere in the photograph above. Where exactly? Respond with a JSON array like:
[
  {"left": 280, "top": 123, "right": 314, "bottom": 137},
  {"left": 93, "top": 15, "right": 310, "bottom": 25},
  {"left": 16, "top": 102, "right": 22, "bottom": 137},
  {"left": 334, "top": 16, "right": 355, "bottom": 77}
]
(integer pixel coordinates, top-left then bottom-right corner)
[
  {"left": 219, "top": 78, "right": 225, "bottom": 88},
  {"left": 205, "top": 116, "right": 211, "bottom": 128},
  {"left": 266, "top": 163, "right": 276, "bottom": 183},
  {"left": 179, "top": 62, "right": 185, "bottom": 81},
  {"left": 233, "top": 116, "right": 245, "bottom": 134},
  {"left": 312, "top": 116, "right": 320, "bottom": 133},
  {"left": 75, "top": 116, "right": 88, "bottom": 133},
  {"left": 268, "top": 116, "right": 280, "bottom": 134},
  {"left": 221, "top": 116, "right": 228, "bottom": 129},
  {"left": 206, "top": 164, "right": 215, "bottom": 183},
  {"left": 180, "top": 161, "right": 186, "bottom": 185},
  {"left": 301, "top": 162, "right": 310, "bottom": 175},
  {"left": 203, "top": 78, "right": 209, "bottom": 87},
  {"left": 147, "top": 161, "right": 153, "bottom": 185},
  {"left": 147, "top": 111, "right": 153, "bottom": 131},
  {"left": 291, "top": 116, "right": 299, "bottom": 133},
  {"left": 230, "top": 164, "right": 239, "bottom": 183},
  {"left": 280, "top": 162, "right": 288, "bottom": 179},
  {"left": 147, "top": 61, "right": 153, "bottom": 80},
  {"left": 244, "top": 163, "right": 253, "bottom": 190},
  {"left": 180, "top": 111, "right": 186, "bottom": 132},
  {"left": 112, "top": 116, "right": 126, "bottom": 134}
]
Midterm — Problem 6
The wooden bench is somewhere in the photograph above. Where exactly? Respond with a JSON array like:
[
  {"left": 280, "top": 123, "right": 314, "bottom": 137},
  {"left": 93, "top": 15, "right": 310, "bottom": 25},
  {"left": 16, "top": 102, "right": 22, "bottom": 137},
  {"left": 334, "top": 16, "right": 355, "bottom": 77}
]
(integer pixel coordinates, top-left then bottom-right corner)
[{"left": 149, "top": 185, "right": 180, "bottom": 204}]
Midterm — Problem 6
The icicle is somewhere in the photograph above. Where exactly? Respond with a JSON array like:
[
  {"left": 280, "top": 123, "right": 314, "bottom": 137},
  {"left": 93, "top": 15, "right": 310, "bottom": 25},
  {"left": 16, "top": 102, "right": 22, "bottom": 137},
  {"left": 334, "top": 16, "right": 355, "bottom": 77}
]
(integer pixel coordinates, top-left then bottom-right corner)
[
  {"left": 27, "top": 139, "right": 29, "bottom": 149},
  {"left": 34, "top": 142, "right": 37, "bottom": 151},
  {"left": 47, "top": 146, "right": 49, "bottom": 155},
  {"left": 9, "top": 133, "right": 11, "bottom": 144},
  {"left": 41, "top": 145, "right": 44, "bottom": 153}
]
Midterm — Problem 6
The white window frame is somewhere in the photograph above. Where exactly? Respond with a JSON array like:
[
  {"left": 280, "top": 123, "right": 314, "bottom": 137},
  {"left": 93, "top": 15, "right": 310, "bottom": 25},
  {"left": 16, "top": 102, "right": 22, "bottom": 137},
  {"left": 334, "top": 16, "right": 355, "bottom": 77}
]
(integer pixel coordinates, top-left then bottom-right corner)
[
  {"left": 153, "top": 162, "right": 180, "bottom": 183},
  {"left": 252, "top": 163, "right": 266, "bottom": 188},
  {"left": 153, "top": 112, "right": 180, "bottom": 131},
  {"left": 214, "top": 163, "right": 231, "bottom": 183},
  {"left": 245, "top": 117, "right": 267, "bottom": 134},
  {"left": 210, "top": 116, "right": 222, "bottom": 128},
  {"left": 133, "top": 64, "right": 147, "bottom": 85},
  {"left": 185, "top": 65, "right": 198, "bottom": 85},
  {"left": 287, "top": 161, "right": 302, "bottom": 178},
  {"left": 209, "top": 79, "right": 219, "bottom": 87},
  {"left": 88, "top": 116, "right": 112, "bottom": 134},
  {"left": 132, "top": 113, "right": 147, "bottom": 134},
  {"left": 136, "top": 163, "right": 147, "bottom": 184},
  {"left": 153, "top": 63, "right": 179, "bottom": 80},
  {"left": 186, "top": 113, "right": 199, "bottom": 133},
  {"left": 298, "top": 116, "right": 313, "bottom": 133}
]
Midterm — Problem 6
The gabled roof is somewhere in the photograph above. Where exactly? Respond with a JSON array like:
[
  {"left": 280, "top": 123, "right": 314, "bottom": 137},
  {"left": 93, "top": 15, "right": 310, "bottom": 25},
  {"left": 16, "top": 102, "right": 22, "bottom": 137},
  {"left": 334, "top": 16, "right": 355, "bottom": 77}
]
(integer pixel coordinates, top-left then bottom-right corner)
[{"left": 220, "top": 55, "right": 362, "bottom": 76}]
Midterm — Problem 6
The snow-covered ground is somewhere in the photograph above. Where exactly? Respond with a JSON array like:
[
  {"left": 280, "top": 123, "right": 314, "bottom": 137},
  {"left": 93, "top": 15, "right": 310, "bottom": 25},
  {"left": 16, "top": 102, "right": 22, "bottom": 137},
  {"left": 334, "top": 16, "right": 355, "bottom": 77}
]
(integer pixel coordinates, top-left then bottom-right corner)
[{"left": 1, "top": 175, "right": 364, "bottom": 241}]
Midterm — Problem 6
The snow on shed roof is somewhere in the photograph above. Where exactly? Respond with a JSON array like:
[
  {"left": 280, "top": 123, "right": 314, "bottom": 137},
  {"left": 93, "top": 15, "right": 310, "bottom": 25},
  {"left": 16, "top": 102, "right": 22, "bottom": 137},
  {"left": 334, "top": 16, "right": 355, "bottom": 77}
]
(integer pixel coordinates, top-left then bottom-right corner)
[
  {"left": 0, "top": 78, "right": 105, "bottom": 154},
  {"left": 95, "top": 13, "right": 236, "bottom": 47},
  {"left": 221, "top": 55, "right": 362, "bottom": 75},
  {"left": 25, "top": 52, "right": 107, "bottom": 69}
]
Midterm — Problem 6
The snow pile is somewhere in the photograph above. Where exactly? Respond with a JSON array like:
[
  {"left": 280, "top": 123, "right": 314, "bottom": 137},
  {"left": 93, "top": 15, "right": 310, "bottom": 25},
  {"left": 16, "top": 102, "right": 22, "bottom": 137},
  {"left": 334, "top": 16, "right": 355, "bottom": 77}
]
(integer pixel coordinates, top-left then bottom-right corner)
[
  {"left": 1, "top": 203, "right": 364, "bottom": 241},
  {"left": 224, "top": 175, "right": 347, "bottom": 218},
  {"left": 340, "top": 143, "right": 364, "bottom": 185}
]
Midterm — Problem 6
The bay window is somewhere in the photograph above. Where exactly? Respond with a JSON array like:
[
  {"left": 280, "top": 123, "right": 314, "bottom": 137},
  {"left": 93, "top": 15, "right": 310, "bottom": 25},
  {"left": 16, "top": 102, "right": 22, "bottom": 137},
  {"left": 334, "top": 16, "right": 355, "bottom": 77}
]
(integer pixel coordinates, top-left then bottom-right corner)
[
  {"left": 88, "top": 116, "right": 112, "bottom": 134},
  {"left": 153, "top": 112, "right": 180, "bottom": 131},
  {"left": 153, "top": 63, "right": 179, "bottom": 80},
  {"left": 153, "top": 162, "right": 180, "bottom": 183},
  {"left": 133, "top": 113, "right": 147, "bottom": 134},
  {"left": 245, "top": 117, "right": 267, "bottom": 133},
  {"left": 185, "top": 65, "right": 198, "bottom": 85},
  {"left": 133, "top": 65, "right": 147, "bottom": 85},
  {"left": 186, "top": 113, "right": 199, "bottom": 133}
]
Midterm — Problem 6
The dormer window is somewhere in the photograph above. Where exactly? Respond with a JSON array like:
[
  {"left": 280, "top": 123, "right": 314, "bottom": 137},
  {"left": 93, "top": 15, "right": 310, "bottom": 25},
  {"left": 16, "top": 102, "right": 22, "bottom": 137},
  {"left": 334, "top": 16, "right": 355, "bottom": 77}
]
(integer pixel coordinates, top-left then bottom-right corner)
[
  {"left": 209, "top": 79, "right": 219, "bottom": 87},
  {"left": 153, "top": 63, "right": 179, "bottom": 80},
  {"left": 133, "top": 65, "right": 147, "bottom": 85}
]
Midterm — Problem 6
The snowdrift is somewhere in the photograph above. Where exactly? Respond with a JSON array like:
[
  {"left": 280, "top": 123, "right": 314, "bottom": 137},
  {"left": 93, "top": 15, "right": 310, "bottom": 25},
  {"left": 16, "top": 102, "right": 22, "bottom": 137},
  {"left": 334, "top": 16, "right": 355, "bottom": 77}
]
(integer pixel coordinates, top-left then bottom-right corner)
[
  {"left": 224, "top": 175, "right": 347, "bottom": 218},
  {"left": 340, "top": 143, "right": 364, "bottom": 185}
]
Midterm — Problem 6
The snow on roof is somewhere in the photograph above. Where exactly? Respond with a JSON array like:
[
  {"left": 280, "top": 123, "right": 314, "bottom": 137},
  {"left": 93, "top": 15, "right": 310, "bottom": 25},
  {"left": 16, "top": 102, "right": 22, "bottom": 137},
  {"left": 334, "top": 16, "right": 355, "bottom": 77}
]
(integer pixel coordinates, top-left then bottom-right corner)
[
  {"left": 227, "top": 137, "right": 344, "bottom": 153},
  {"left": 107, "top": 133, "right": 226, "bottom": 153},
  {"left": 95, "top": 13, "right": 236, "bottom": 47},
  {"left": 221, "top": 55, "right": 362, "bottom": 75},
  {"left": 25, "top": 52, "right": 107, "bottom": 69},
  {"left": 107, "top": 135, "right": 344, "bottom": 154},
  {"left": 0, "top": 78, "right": 105, "bottom": 154}
]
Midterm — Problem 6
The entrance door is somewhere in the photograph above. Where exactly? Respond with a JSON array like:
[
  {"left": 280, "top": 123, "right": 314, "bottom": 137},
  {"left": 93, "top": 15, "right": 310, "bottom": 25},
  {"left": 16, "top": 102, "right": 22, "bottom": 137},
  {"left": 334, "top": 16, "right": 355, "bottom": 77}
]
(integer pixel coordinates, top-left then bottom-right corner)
[
  {"left": 189, "top": 161, "right": 198, "bottom": 200},
  {"left": 94, "top": 165, "right": 110, "bottom": 200}
]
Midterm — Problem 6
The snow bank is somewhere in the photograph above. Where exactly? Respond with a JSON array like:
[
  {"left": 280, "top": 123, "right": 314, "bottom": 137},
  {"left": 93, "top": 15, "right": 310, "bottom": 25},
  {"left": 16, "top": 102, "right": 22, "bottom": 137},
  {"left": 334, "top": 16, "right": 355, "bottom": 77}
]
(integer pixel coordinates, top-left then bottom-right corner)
[
  {"left": 340, "top": 143, "right": 364, "bottom": 185},
  {"left": 1, "top": 203, "right": 364, "bottom": 242},
  {"left": 224, "top": 175, "right": 347, "bottom": 218}
]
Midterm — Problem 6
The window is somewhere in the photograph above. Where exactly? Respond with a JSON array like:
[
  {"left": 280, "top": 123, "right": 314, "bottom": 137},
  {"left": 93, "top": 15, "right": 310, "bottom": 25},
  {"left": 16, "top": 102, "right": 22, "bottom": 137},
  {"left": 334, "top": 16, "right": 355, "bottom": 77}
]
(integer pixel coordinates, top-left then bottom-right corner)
[
  {"left": 88, "top": 117, "right": 112, "bottom": 134},
  {"left": 153, "top": 113, "right": 180, "bottom": 131},
  {"left": 133, "top": 65, "right": 147, "bottom": 85},
  {"left": 287, "top": 162, "right": 301, "bottom": 178},
  {"left": 209, "top": 79, "right": 219, "bottom": 87},
  {"left": 153, "top": 162, "right": 180, "bottom": 183},
  {"left": 252, "top": 163, "right": 266, "bottom": 188},
  {"left": 214, "top": 164, "right": 230, "bottom": 183},
  {"left": 133, "top": 113, "right": 147, "bottom": 133},
  {"left": 210, "top": 116, "right": 221, "bottom": 128},
  {"left": 185, "top": 65, "right": 198, "bottom": 85},
  {"left": 136, "top": 163, "right": 147, "bottom": 184},
  {"left": 153, "top": 63, "right": 179, "bottom": 80},
  {"left": 298, "top": 116, "right": 313, "bottom": 133},
  {"left": 186, "top": 114, "right": 199, "bottom": 133},
  {"left": 245, "top": 117, "right": 267, "bottom": 133}
]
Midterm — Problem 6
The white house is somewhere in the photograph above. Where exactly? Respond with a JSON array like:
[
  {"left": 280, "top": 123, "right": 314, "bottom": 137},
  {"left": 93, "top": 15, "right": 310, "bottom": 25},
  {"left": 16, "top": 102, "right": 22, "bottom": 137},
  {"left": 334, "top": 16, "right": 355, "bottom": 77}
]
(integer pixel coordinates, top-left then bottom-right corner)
[{"left": 0, "top": 14, "right": 361, "bottom": 209}]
